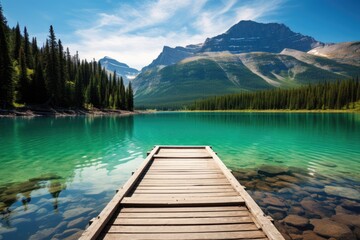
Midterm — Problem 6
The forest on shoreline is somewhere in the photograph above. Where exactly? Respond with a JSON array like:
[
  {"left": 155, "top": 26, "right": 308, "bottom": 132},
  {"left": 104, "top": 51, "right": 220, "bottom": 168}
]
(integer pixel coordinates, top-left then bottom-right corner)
[
  {"left": 190, "top": 79, "right": 360, "bottom": 111},
  {"left": 0, "top": 5, "right": 133, "bottom": 111}
]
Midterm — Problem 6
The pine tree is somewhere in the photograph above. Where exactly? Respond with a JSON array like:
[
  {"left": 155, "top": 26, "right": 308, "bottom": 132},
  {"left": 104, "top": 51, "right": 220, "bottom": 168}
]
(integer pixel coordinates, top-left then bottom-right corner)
[
  {"left": 13, "top": 22, "right": 21, "bottom": 61},
  {"left": 23, "top": 26, "right": 32, "bottom": 68},
  {"left": 18, "top": 47, "right": 29, "bottom": 103},
  {"left": 0, "top": 4, "right": 14, "bottom": 108},
  {"left": 58, "top": 39, "right": 66, "bottom": 105},
  {"left": 46, "top": 25, "right": 59, "bottom": 105},
  {"left": 126, "top": 82, "right": 134, "bottom": 111},
  {"left": 32, "top": 57, "right": 48, "bottom": 104}
]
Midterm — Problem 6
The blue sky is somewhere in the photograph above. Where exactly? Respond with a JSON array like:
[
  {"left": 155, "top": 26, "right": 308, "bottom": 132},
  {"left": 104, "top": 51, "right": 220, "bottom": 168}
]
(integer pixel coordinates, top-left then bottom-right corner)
[{"left": 2, "top": 0, "right": 360, "bottom": 69}]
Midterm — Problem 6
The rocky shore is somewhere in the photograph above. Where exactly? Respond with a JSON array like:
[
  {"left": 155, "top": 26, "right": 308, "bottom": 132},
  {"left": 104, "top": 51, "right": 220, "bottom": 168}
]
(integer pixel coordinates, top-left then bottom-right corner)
[
  {"left": 0, "top": 106, "right": 141, "bottom": 118},
  {"left": 233, "top": 165, "right": 360, "bottom": 240}
]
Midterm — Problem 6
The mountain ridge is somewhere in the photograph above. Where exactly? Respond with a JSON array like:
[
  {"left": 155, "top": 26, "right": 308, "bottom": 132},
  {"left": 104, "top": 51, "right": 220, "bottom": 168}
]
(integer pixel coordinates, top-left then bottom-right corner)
[
  {"left": 99, "top": 56, "right": 139, "bottom": 86},
  {"left": 130, "top": 20, "right": 360, "bottom": 108}
]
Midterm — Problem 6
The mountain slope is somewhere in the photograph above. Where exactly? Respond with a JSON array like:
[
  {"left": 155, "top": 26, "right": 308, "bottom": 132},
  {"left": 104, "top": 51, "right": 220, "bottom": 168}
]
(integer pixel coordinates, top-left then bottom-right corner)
[
  {"left": 281, "top": 48, "right": 360, "bottom": 77},
  {"left": 142, "top": 44, "right": 202, "bottom": 71},
  {"left": 308, "top": 41, "right": 360, "bottom": 66},
  {"left": 134, "top": 51, "right": 356, "bottom": 108},
  {"left": 99, "top": 56, "right": 139, "bottom": 85},
  {"left": 200, "top": 20, "right": 323, "bottom": 53}
]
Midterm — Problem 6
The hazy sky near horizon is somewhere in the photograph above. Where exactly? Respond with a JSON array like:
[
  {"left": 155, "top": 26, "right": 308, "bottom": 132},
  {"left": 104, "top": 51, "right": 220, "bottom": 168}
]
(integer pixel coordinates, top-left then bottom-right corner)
[{"left": 2, "top": 0, "right": 360, "bottom": 69}]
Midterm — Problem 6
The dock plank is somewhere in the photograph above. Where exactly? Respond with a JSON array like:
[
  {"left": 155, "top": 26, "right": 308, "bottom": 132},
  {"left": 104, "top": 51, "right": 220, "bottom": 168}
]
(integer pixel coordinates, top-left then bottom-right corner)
[
  {"left": 107, "top": 223, "right": 259, "bottom": 233},
  {"left": 103, "top": 231, "right": 266, "bottom": 240},
  {"left": 80, "top": 146, "right": 284, "bottom": 240}
]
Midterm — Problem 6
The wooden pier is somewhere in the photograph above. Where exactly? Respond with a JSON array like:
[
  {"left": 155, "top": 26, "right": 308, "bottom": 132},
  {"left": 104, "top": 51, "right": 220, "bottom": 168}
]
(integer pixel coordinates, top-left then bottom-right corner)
[{"left": 80, "top": 146, "right": 284, "bottom": 240}]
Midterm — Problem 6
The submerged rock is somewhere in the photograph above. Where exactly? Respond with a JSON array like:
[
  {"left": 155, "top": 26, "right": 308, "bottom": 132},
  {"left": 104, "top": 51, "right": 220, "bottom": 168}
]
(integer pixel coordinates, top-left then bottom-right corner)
[
  {"left": 331, "top": 213, "right": 360, "bottom": 228},
  {"left": 341, "top": 199, "right": 360, "bottom": 211},
  {"left": 277, "top": 175, "right": 299, "bottom": 183},
  {"left": 283, "top": 215, "right": 309, "bottom": 228},
  {"left": 324, "top": 186, "right": 360, "bottom": 200},
  {"left": 300, "top": 199, "right": 332, "bottom": 218},
  {"left": 310, "top": 219, "right": 355, "bottom": 240},
  {"left": 302, "top": 231, "right": 327, "bottom": 240},
  {"left": 256, "top": 181, "right": 272, "bottom": 191},
  {"left": 263, "top": 194, "right": 286, "bottom": 207},
  {"left": 258, "top": 165, "right": 289, "bottom": 177}
]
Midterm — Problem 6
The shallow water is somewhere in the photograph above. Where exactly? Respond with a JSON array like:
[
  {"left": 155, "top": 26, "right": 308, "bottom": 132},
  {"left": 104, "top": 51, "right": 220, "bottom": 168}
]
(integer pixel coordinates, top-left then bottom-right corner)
[{"left": 0, "top": 112, "right": 359, "bottom": 239}]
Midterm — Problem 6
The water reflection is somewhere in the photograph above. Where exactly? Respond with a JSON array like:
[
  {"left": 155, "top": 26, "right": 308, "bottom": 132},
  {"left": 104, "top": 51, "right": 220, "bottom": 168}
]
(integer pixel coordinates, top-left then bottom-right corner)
[{"left": 0, "top": 116, "right": 136, "bottom": 239}]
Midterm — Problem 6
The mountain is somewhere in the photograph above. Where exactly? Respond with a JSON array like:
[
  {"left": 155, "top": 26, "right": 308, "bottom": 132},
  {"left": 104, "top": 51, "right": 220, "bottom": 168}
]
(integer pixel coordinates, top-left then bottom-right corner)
[
  {"left": 142, "top": 44, "right": 202, "bottom": 71},
  {"left": 308, "top": 41, "right": 360, "bottom": 66},
  {"left": 99, "top": 56, "right": 139, "bottom": 86},
  {"left": 134, "top": 51, "right": 360, "bottom": 108},
  {"left": 200, "top": 20, "right": 323, "bottom": 53},
  {"left": 133, "top": 21, "right": 360, "bottom": 109}
]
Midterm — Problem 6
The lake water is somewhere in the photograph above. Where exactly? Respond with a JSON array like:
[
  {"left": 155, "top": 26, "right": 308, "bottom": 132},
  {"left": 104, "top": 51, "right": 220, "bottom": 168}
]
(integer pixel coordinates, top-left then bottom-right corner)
[{"left": 0, "top": 112, "right": 359, "bottom": 239}]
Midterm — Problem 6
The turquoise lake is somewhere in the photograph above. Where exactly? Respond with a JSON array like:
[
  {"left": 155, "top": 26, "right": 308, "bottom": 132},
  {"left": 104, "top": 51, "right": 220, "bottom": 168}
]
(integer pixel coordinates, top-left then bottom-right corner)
[{"left": 0, "top": 112, "right": 359, "bottom": 239}]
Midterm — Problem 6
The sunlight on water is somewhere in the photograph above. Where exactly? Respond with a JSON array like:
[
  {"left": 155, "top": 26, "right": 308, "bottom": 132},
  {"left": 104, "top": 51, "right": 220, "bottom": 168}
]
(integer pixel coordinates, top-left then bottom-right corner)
[{"left": 0, "top": 113, "right": 359, "bottom": 239}]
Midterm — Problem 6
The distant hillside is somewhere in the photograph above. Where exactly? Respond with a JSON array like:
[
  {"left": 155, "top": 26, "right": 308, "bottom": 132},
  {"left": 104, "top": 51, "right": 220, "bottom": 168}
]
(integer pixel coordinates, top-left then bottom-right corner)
[
  {"left": 308, "top": 41, "right": 360, "bottom": 66},
  {"left": 133, "top": 51, "right": 359, "bottom": 108},
  {"left": 99, "top": 56, "right": 139, "bottom": 86}
]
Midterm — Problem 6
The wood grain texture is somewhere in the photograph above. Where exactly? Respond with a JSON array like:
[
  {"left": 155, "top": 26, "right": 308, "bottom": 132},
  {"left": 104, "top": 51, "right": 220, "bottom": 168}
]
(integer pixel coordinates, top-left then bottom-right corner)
[{"left": 80, "top": 145, "right": 284, "bottom": 240}]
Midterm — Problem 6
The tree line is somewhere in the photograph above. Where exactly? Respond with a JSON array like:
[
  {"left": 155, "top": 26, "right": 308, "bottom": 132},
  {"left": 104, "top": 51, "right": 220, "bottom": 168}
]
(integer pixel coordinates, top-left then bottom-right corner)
[
  {"left": 0, "top": 4, "right": 133, "bottom": 110},
  {"left": 190, "top": 79, "right": 360, "bottom": 110}
]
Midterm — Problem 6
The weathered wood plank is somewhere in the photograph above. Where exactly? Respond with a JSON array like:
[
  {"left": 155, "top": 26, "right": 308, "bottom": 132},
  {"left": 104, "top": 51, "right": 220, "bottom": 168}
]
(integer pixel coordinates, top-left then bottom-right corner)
[
  {"left": 131, "top": 192, "right": 239, "bottom": 198},
  {"left": 117, "top": 211, "right": 249, "bottom": 218},
  {"left": 121, "top": 196, "right": 244, "bottom": 206},
  {"left": 133, "top": 188, "right": 236, "bottom": 193},
  {"left": 112, "top": 216, "right": 253, "bottom": 225},
  {"left": 143, "top": 174, "right": 225, "bottom": 179},
  {"left": 107, "top": 223, "right": 259, "bottom": 233},
  {"left": 120, "top": 206, "right": 247, "bottom": 213},
  {"left": 135, "top": 185, "right": 235, "bottom": 190},
  {"left": 103, "top": 231, "right": 266, "bottom": 240}
]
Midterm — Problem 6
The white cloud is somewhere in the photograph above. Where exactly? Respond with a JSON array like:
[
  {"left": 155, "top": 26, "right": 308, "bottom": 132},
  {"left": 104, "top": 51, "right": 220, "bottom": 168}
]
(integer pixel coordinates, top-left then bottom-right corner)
[{"left": 64, "top": 0, "right": 285, "bottom": 70}]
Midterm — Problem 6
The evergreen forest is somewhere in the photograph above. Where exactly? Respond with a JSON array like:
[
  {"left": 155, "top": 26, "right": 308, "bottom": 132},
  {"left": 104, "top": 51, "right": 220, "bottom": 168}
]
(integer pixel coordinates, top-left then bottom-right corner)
[
  {"left": 0, "top": 5, "right": 133, "bottom": 111},
  {"left": 190, "top": 79, "right": 360, "bottom": 111}
]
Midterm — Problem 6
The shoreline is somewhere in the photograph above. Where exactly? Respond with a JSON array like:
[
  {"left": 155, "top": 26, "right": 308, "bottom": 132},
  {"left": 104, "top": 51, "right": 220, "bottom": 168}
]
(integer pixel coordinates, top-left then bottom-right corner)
[
  {"left": 0, "top": 107, "right": 144, "bottom": 118},
  {"left": 177, "top": 109, "right": 360, "bottom": 113}
]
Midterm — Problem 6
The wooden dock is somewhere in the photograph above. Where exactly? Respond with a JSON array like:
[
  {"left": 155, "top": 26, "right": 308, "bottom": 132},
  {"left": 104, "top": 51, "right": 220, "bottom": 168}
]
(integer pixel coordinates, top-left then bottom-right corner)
[{"left": 80, "top": 146, "right": 284, "bottom": 240}]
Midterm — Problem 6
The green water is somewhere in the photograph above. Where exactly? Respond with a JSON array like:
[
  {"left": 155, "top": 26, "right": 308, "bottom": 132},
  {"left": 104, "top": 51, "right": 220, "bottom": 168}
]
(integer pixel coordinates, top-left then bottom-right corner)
[{"left": 0, "top": 112, "right": 359, "bottom": 239}]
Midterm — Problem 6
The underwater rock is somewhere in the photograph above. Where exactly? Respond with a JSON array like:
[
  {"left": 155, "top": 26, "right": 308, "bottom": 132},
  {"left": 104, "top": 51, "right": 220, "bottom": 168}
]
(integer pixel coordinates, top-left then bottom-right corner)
[
  {"left": 303, "top": 186, "right": 324, "bottom": 194},
  {"left": 277, "top": 175, "right": 299, "bottom": 183},
  {"left": 263, "top": 194, "right": 286, "bottom": 207},
  {"left": 258, "top": 165, "right": 289, "bottom": 177},
  {"left": 341, "top": 199, "right": 360, "bottom": 211},
  {"left": 255, "top": 181, "right": 272, "bottom": 192},
  {"left": 331, "top": 213, "right": 360, "bottom": 228},
  {"left": 310, "top": 218, "right": 355, "bottom": 240},
  {"left": 283, "top": 215, "right": 309, "bottom": 228},
  {"left": 302, "top": 231, "right": 327, "bottom": 240},
  {"left": 289, "top": 206, "right": 305, "bottom": 215},
  {"left": 325, "top": 186, "right": 360, "bottom": 200},
  {"left": 300, "top": 199, "right": 332, "bottom": 218}
]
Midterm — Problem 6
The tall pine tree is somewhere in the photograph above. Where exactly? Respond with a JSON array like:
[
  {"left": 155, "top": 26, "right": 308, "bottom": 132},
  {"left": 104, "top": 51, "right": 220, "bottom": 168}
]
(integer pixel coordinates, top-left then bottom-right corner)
[{"left": 0, "top": 4, "right": 14, "bottom": 108}]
